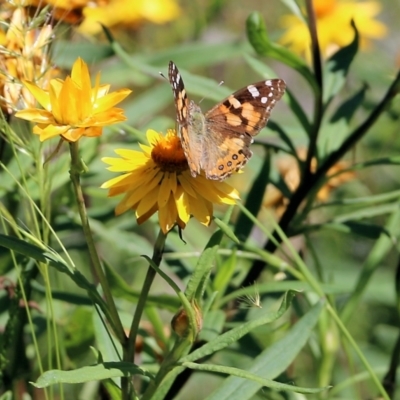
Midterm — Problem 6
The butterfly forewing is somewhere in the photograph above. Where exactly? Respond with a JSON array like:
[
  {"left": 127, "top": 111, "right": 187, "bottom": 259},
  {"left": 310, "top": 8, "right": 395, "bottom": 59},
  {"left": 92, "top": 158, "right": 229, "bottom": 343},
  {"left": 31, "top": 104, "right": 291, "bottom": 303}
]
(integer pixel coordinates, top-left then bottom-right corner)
[
  {"left": 205, "top": 80, "right": 286, "bottom": 136},
  {"left": 168, "top": 61, "right": 202, "bottom": 176}
]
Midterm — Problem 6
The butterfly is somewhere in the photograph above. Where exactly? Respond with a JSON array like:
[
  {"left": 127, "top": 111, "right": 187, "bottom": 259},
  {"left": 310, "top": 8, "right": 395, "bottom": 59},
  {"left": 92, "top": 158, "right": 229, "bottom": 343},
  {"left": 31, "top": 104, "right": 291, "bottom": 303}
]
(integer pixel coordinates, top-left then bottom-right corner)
[{"left": 168, "top": 61, "right": 286, "bottom": 181}]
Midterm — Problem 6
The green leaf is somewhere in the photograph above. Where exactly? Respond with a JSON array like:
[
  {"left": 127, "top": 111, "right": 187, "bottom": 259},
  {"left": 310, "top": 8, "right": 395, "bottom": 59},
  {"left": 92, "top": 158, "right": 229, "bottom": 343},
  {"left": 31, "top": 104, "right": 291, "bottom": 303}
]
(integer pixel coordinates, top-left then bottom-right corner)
[
  {"left": 0, "top": 234, "right": 107, "bottom": 311},
  {"left": 183, "top": 291, "right": 296, "bottom": 363},
  {"left": 284, "top": 89, "right": 312, "bottom": 133},
  {"left": 32, "top": 362, "right": 154, "bottom": 388},
  {"left": 199, "top": 309, "right": 226, "bottom": 342},
  {"left": 323, "top": 20, "right": 359, "bottom": 107},
  {"left": 214, "top": 218, "right": 240, "bottom": 244},
  {"left": 244, "top": 54, "right": 282, "bottom": 79},
  {"left": 234, "top": 154, "right": 270, "bottom": 241},
  {"left": 280, "top": 0, "right": 304, "bottom": 20},
  {"left": 213, "top": 251, "right": 237, "bottom": 302},
  {"left": 205, "top": 300, "right": 324, "bottom": 399},
  {"left": 184, "top": 228, "right": 224, "bottom": 301},
  {"left": 266, "top": 121, "right": 298, "bottom": 155},
  {"left": 246, "top": 12, "right": 317, "bottom": 92},
  {"left": 330, "top": 84, "right": 367, "bottom": 123},
  {"left": 300, "top": 221, "right": 390, "bottom": 239},
  {"left": 104, "top": 262, "right": 180, "bottom": 311},
  {"left": 53, "top": 41, "right": 114, "bottom": 68},
  {"left": 185, "top": 362, "right": 326, "bottom": 394}
]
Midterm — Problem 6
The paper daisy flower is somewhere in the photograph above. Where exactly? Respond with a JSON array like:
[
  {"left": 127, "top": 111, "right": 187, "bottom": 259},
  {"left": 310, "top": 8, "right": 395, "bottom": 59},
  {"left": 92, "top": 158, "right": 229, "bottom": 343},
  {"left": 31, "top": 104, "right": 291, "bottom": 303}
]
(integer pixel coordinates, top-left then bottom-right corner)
[
  {"left": 101, "top": 129, "right": 240, "bottom": 234},
  {"left": 15, "top": 57, "right": 131, "bottom": 142},
  {"left": 0, "top": 8, "right": 58, "bottom": 114},
  {"left": 279, "top": 0, "right": 387, "bottom": 61}
]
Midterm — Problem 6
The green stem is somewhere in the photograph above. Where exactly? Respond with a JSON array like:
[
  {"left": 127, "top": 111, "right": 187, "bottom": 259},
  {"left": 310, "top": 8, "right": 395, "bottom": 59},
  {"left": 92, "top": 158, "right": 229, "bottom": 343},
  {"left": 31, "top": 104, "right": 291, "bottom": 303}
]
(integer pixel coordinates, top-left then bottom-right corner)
[
  {"left": 326, "top": 304, "right": 390, "bottom": 400},
  {"left": 68, "top": 142, "right": 125, "bottom": 344},
  {"left": 122, "top": 229, "right": 167, "bottom": 400},
  {"left": 304, "top": 0, "right": 323, "bottom": 181}
]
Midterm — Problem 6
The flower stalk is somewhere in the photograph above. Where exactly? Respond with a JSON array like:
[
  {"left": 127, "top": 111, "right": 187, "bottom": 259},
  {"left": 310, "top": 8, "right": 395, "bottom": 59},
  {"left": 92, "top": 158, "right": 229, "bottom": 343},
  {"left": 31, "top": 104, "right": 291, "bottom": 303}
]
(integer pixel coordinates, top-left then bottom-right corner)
[
  {"left": 68, "top": 141, "right": 126, "bottom": 344},
  {"left": 122, "top": 229, "right": 167, "bottom": 400}
]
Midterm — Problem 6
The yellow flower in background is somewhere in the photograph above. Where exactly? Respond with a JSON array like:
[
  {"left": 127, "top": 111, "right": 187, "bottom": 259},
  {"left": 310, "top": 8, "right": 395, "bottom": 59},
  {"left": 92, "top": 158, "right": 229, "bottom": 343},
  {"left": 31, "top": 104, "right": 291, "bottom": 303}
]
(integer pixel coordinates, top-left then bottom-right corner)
[
  {"left": 15, "top": 58, "right": 131, "bottom": 142},
  {"left": 0, "top": 8, "right": 58, "bottom": 114},
  {"left": 280, "top": 0, "right": 387, "bottom": 61},
  {"left": 78, "top": 0, "right": 180, "bottom": 35},
  {"left": 102, "top": 130, "right": 239, "bottom": 234},
  {"left": 263, "top": 148, "right": 356, "bottom": 217},
  {"left": 5, "top": 0, "right": 180, "bottom": 34}
]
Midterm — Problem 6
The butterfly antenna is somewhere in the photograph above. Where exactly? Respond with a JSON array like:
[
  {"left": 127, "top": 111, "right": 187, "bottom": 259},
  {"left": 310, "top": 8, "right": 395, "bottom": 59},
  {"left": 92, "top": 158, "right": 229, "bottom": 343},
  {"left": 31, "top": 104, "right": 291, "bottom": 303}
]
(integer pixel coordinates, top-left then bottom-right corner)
[
  {"left": 199, "top": 80, "right": 224, "bottom": 105},
  {"left": 159, "top": 71, "right": 167, "bottom": 81}
]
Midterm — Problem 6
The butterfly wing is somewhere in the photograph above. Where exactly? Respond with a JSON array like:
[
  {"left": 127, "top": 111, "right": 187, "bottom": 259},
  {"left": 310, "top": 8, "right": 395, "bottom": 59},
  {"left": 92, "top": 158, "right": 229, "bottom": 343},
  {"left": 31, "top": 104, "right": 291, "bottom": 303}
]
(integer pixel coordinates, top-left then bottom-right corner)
[
  {"left": 201, "top": 79, "right": 286, "bottom": 180},
  {"left": 168, "top": 61, "right": 202, "bottom": 177}
]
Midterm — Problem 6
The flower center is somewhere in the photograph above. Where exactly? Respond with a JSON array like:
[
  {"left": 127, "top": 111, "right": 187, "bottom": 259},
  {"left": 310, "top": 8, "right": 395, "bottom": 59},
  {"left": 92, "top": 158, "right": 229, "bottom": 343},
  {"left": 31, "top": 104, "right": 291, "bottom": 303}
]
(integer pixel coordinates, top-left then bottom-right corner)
[
  {"left": 313, "top": 0, "right": 337, "bottom": 18},
  {"left": 151, "top": 130, "right": 189, "bottom": 173}
]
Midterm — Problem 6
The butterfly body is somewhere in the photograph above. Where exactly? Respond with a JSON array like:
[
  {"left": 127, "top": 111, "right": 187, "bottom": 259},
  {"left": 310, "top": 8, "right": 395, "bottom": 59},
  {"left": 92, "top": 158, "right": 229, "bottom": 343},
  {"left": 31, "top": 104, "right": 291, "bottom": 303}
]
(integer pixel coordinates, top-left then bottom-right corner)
[{"left": 168, "top": 61, "right": 286, "bottom": 181}]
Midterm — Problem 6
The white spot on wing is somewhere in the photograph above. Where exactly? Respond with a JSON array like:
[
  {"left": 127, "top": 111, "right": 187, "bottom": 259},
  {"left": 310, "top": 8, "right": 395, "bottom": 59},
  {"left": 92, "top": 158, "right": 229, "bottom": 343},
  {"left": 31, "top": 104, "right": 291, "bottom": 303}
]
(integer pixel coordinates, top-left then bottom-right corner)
[{"left": 247, "top": 85, "right": 260, "bottom": 98}]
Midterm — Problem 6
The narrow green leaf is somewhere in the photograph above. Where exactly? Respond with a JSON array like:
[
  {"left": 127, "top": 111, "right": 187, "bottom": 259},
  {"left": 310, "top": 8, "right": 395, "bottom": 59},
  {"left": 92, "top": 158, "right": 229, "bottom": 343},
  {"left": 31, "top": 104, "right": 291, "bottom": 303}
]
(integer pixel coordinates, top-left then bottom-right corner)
[
  {"left": 284, "top": 89, "right": 312, "bottom": 133},
  {"left": 234, "top": 154, "right": 270, "bottom": 241},
  {"left": 214, "top": 218, "right": 240, "bottom": 244},
  {"left": 219, "top": 281, "right": 350, "bottom": 308},
  {"left": 0, "top": 234, "right": 107, "bottom": 312},
  {"left": 323, "top": 20, "right": 359, "bottom": 106},
  {"left": 32, "top": 362, "right": 154, "bottom": 388},
  {"left": 184, "top": 362, "right": 326, "bottom": 394},
  {"left": 104, "top": 262, "right": 180, "bottom": 311},
  {"left": 213, "top": 251, "right": 237, "bottom": 301},
  {"left": 53, "top": 41, "right": 114, "bottom": 68},
  {"left": 205, "top": 300, "right": 324, "bottom": 399},
  {"left": 246, "top": 12, "right": 317, "bottom": 91},
  {"left": 266, "top": 121, "right": 298, "bottom": 157},
  {"left": 330, "top": 84, "right": 367, "bottom": 123},
  {"left": 184, "top": 229, "right": 224, "bottom": 301},
  {"left": 101, "top": 379, "right": 122, "bottom": 400},
  {"left": 199, "top": 310, "right": 226, "bottom": 342},
  {"left": 183, "top": 291, "right": 296, "bottom": 363},
  {"left": 300, "top": 221, "right": 390, "bottom": 239},
  {"left": 280, "top": 0, "right": 304, "bottom": 20},
  {"left": 244, "top": 54, "right": 282, "bottom": 79}
]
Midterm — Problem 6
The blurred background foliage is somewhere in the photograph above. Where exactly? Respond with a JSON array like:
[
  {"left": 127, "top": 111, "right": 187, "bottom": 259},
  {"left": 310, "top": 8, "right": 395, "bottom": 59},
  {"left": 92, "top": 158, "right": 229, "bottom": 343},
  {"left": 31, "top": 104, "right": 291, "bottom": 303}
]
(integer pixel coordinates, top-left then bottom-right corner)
[{"left": 1, "top": 0, "right": 400, "bottom": 399}]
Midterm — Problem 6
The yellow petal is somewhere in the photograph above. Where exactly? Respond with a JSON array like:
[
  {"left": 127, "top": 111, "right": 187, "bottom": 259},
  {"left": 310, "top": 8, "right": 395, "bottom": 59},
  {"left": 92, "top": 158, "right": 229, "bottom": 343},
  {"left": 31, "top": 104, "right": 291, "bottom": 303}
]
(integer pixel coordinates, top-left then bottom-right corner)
[
  {"left": 159, "top": 196, "right": 177, "bottom": 233},
  {"left": 146, "top": 129, "right": 161, "bottom": 146},
  {"left": 158, "top": 173, "right": 172, "bottom": 208},
  {"left": 189, "top": 195, "right": 212, "bottom": 226},
  {"left": 175, "top": 187, "right": 190, "bottom": 224},
  {"left": 34, "top": 124, "right": 70, "bottom": 141},
  {"left": 94, "top": 89, "right": 132, "bottom": 113},
  {"left": 22, "top": 80, "right": 51, "bottom": 110},
  {"left": 15, "top": 109, "right": 55, "bottom": 124},
  {"left": 136, "top": 186, "right": 159, "bottom": 217},
  {"left": 58, "top": 76, "right": 80, "bottom": 124}
]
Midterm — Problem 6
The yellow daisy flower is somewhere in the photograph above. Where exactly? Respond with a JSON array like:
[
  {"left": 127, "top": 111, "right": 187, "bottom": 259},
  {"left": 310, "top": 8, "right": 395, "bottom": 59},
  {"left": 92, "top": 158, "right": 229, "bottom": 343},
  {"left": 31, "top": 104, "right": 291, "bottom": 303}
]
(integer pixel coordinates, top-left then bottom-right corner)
[
  {"left": 78, "top": 0, "right": 180, "bottom": 35},
  {"left": 101, "top": 129, "right": 240, "bottom": 234},
  {"left": 280, "top": 0, "right": 387, "bottom": 61},
  {"left": 15, "top": 58, "right": 131, "bottom": 142}
]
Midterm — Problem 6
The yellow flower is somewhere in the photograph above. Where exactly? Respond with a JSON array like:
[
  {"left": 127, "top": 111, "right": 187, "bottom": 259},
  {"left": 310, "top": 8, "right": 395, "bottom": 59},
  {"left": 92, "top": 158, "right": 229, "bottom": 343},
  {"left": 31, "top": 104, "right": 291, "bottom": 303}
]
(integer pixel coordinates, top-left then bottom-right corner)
[
  {"left": 279, "top": 0, "right": 387, "bottom": 60},
  {"left": 78, "top": 0, "right": 180, "bottom": 35},
  {"left": 15, "top": 58, "right": 131, "bottom": 142},
  {"left": 0, "top": 7, "right": 58, "bottom": 114},
  {"left": 101, "top": 129, "right": 240, "bottom": 234},
  {"left": 263, "top": 148, "right": 356, "bottom": 217}
]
